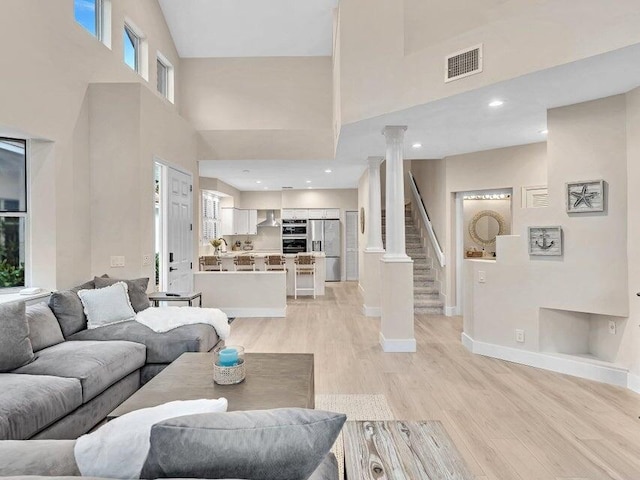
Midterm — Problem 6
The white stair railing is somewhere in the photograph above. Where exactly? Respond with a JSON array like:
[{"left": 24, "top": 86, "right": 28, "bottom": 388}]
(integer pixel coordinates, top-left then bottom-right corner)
[{"left": 408, "top": 172, "right": 446, "bottom": 268}]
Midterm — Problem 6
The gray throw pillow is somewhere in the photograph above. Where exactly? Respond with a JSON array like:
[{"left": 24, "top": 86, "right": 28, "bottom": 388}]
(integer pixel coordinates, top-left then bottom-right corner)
[
  {"left": 0, "top": 302, "right": 34, "bottom": 372},
  {"left": 48, "top": 278, "right": 107, "bottom": 337},
  {"left": 94, "top": 277, "right": 150, "bottom": 312},
  {"left": 49, "top": 290, "right": 88, "bottom": 337},
  {"left": 25, "top": 302, "right": 65, "bottom": 351},
  {"left": 141, "top": 408, "right": 347, "bottom": 480}
]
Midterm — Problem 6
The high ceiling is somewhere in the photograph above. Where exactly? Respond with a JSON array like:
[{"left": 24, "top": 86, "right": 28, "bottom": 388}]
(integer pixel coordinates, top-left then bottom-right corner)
[
  {"left": 159, "top": 4, "right": 640, "bottom": 191},
  {"left": 199, "top": 43, "right": 640, "bottom": 191},
  {"left": 158, "top": 0, "right": 338, "bottom": 58}
]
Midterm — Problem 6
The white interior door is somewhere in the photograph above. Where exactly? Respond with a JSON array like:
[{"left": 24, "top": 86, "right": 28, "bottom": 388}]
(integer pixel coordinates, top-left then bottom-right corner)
[
  {"left": 345, "top": 211, "right": 358, "bottom": 281},
  {"left": 167, "top": 167, "right": 193, "bottom": 292}
]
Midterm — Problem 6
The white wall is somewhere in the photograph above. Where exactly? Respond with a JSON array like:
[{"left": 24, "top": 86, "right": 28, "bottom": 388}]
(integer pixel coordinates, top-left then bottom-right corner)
[
  {"left": 180, "top": 57, "right": 334, "bottom": 161},
  {"left": 0, "top": 0, "right": 187, "bottom": 289},
  {"left": 626, "top": 86, "right": 640, "bottom": 381},
  {"left": 412, "top": 142, "right": 547, "bottom": 308},
  {"left": 338, "top": 0, "right": 640, "bottom": 125},
  {"left": 464, "top": 94, "right": 633, "bottom": 372}
]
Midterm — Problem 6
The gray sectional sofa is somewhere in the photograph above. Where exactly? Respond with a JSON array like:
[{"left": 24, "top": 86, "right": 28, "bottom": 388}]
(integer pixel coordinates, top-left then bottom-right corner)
[{"left": 0, "top": 278, "right": 223, "bottom": 441}]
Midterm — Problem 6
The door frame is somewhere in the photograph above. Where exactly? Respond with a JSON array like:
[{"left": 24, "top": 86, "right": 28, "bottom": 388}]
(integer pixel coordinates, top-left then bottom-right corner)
[
  {"left": 153, "top": 157, "right": 194, "bottom": 292},
  {"left": 454, "top": 187, "right": 513, "bottom": 316}
]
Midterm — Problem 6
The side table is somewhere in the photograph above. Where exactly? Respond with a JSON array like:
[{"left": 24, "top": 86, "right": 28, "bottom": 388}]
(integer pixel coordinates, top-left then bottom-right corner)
[{"left": 148, "top": 291, "right": 202, "bottom": 307}]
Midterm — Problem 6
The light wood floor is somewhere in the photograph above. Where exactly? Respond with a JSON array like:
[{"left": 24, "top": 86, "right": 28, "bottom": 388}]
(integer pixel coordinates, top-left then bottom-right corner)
[{"left": 227, "top": 282, "right": 640, "bottom": 480}]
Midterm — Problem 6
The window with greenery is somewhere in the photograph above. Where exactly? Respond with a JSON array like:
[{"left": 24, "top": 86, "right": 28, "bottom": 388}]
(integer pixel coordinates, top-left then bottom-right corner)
[
  {"left": 124, "top": 24, "right": 140, "bottom": 72},
  {"left": 0, "top": 138, "right": 27, "bottom": 288},
  {"left": 74, "top": 0, "right": 103, "bottom": 40}
]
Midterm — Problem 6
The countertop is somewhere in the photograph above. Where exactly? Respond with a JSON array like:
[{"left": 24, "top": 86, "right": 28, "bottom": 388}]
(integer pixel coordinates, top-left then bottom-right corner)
[{"left": 216, "top": 251, "right": 325, "bottom": 258}]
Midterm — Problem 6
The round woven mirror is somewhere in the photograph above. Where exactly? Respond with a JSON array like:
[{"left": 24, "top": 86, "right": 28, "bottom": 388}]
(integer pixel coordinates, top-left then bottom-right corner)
[{"left": 468, "top": 210, "right": 506, "bottom": 247}]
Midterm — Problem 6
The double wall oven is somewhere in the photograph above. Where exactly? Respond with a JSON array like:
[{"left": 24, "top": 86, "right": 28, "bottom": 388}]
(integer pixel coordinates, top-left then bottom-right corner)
[{"left": 282, "top": 219, "right": 307, "bottom": 254}]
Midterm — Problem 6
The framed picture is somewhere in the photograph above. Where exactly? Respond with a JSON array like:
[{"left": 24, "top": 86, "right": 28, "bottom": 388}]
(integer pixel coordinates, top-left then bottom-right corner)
[
  {"left": 528, "top": 226, "right": 563, "bottom": 256},
  {"left": 566, "top": 180, "right": 605, "bottom": 213}
]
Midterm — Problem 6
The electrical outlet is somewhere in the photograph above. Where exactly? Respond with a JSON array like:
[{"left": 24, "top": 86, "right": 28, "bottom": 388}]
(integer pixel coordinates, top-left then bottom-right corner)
[
  {"left": 515, "top": 329, "right": 525, "bottom": 343},
  {"left": 142, "top": 254, "right": 152, "bottom": 266},
  {"left": 608, "top": 320, "right": 617, "bottom": 335},
  {"left": 478, "top": 271, "right": 486, "bottom": 283},
  {"left": 110, "top": 256, "right": 125, "bottom": 268}
]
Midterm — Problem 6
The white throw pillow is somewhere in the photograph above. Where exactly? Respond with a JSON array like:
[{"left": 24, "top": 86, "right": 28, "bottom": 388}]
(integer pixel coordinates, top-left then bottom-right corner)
[
  {"left": 77, "top": 281, "right": 136, "bottom": 329},
  {"left": 74, "top": 398, "right": 228, "bottom": 479}
]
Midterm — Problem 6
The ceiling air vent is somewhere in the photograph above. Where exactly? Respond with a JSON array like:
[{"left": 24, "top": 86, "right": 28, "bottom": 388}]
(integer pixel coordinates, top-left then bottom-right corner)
[
  {"left": 282, "top": 186, "right": 293, "bottom": 189},
  {"left": 445, "top": 44, "right": 483, "bottom": 83}
]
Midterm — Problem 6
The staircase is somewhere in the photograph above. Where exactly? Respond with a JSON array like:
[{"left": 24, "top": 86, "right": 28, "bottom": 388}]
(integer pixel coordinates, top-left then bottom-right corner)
[{"left": 382, "top": 205, "right": 444, "bottom": 315}]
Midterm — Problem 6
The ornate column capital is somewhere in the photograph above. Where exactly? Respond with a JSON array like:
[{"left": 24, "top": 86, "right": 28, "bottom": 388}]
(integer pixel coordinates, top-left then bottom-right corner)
[{"left": 381, "top": 126, "right": 408, "bottom": 143}]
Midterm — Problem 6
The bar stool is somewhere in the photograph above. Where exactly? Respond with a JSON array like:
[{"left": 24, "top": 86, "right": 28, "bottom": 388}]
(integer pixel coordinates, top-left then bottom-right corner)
[
  {"left": 199, "top": 255, "right": 223, "bottom": 271},
  {"left": 234, "top": 255, "right": 256, "bottom": 271},
  {"left": 294, "top": 254, "right": 316, "bottom": 299},
  {"left": 265, "top": 255, "right": 286, "bottom": 272}
]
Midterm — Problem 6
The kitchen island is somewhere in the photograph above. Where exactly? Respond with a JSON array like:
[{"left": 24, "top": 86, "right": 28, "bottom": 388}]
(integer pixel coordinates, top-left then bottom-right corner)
[
  {"left": 194, "top": 251, "right": 325, "bottom": 318},
  {"left": 217, "top": 251, "right": 326, "bottom": 297}
]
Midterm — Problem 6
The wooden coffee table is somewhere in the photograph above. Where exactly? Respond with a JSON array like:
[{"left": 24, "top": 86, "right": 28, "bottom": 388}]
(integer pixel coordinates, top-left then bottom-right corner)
[
  {"left": 343, "top": 420, "right": 473, "bottom": 479},
  {"left": 108, "top": 352, "right": 314, "bottom": 419}
]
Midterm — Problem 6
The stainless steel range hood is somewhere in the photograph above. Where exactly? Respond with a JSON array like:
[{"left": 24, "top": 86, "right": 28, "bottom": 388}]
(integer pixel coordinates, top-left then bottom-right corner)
[{"left": 257, "top": 210, "right": 280, "bottom": 228}]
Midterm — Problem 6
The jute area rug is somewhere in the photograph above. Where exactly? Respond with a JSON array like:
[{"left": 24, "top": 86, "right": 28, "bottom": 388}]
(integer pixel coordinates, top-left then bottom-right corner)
[{"left": 315, "top": 394, "right": 395, "bottom": 480}]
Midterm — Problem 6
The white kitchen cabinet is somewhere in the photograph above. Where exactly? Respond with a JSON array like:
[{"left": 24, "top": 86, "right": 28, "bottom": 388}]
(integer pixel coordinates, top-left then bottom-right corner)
[
  {"left": 248, "top": 209, "right": 258, "bottom": 234},
  {"left": 281, "top": 209, "right": 295, "bottom": 220},
  {"left": 220, "top": 208, "right": 258, "bottom": 235},
  {"left": 307, "top": 209, "right": 323, "bottom": 219},
  {"left": 282, "top": 209, "right": 309, "bottom": 220},
  {"left": 324, "top": 208, "right": 340, "bottom": 219},
  {"left": 235, "top": 209, "right": 249, "bottom": 234},
  {"left": 221, "top": 208, "right": 235, "bottom": 236},
  {"left": 308, "top": 208, "right": 340, "bottom": 219}
]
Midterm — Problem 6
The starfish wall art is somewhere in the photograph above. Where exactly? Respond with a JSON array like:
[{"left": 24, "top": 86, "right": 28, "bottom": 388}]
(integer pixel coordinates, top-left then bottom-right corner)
[{"left": 566, "top": 180, "right": 605, "bottom": 213}]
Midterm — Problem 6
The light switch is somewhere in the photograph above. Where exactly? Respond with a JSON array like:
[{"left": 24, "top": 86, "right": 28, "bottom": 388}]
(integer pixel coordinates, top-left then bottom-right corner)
[
  {"left": 478, "top": 270, "right": 486, "bottom": 283},
  {"left": 110, "top": 256, "right": 125, "bottom": 268}
]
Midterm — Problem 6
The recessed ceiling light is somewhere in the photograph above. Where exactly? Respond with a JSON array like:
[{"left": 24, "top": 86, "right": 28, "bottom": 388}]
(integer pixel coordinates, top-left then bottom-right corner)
[
  {"left": 306, "top": 180, "right": 311, "bottom": 184},
  {"left": 324, "top": 169, "right": 332, "bottom": 173},
  {"left": 256, "top": 180, "right": 262, "bottom": 184},
  {"left": 539, "top": 129, "right": 548, "bottom": 134},
  {"left": 489, "top": 100, "right": 504, "bottom": 107},
  {"left": 307, "top": 187, "right": 312, "bottom": 189},
  {"left": 263, "top": 187, "right": 268, "bottom": 190},
  {"left": 411, "top": 143, "right": 422, "bottom": 149}
]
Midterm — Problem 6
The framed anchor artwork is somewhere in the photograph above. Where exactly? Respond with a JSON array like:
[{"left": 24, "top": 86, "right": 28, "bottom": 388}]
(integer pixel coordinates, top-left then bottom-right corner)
[
  {"left": 528, "top": 226, "right": 563, "bottom": 256},
  {"left": 566, "top": 180, "right": 605, "bottom": 213}
]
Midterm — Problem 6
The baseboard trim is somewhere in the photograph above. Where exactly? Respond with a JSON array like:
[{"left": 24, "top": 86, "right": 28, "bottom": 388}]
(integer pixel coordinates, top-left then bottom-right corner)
[
  {"left": 363, "top": 305, "right": 381, "bottom": 317},
  {"left": 221, "top": 307, "right": 286, "bottom": 318},
  {"left": 379, "top": 332, "right": 416, "bottom": 352},
  {"left": 628, "top": 372, "right": 640, "bottom": 394},
  {"left": 444, "top": 306, "right": 457, "bottom": 317},
  {"left": 461, "top": 333, "right": 629, "bottom": 388}
]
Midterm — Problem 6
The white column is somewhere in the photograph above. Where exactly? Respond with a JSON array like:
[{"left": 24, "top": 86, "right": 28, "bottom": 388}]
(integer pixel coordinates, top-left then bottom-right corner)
[
  {"left": 382, "top": 126, "right": 409, "bottom": 260},
  {"left": 361, "top": 157, "right": 385, "bottom": 317},
  {"left": 366, "top": 156, "right": 384, "bottom": 252},
  {"left": 379, "top": 125, "right": 415, "bottom": 352}
]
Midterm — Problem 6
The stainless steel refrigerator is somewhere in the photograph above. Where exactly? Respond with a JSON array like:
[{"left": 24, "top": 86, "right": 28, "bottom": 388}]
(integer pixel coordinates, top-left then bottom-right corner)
[{"left": 309, "top": 219, "right": 341, "bottom": 281}]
